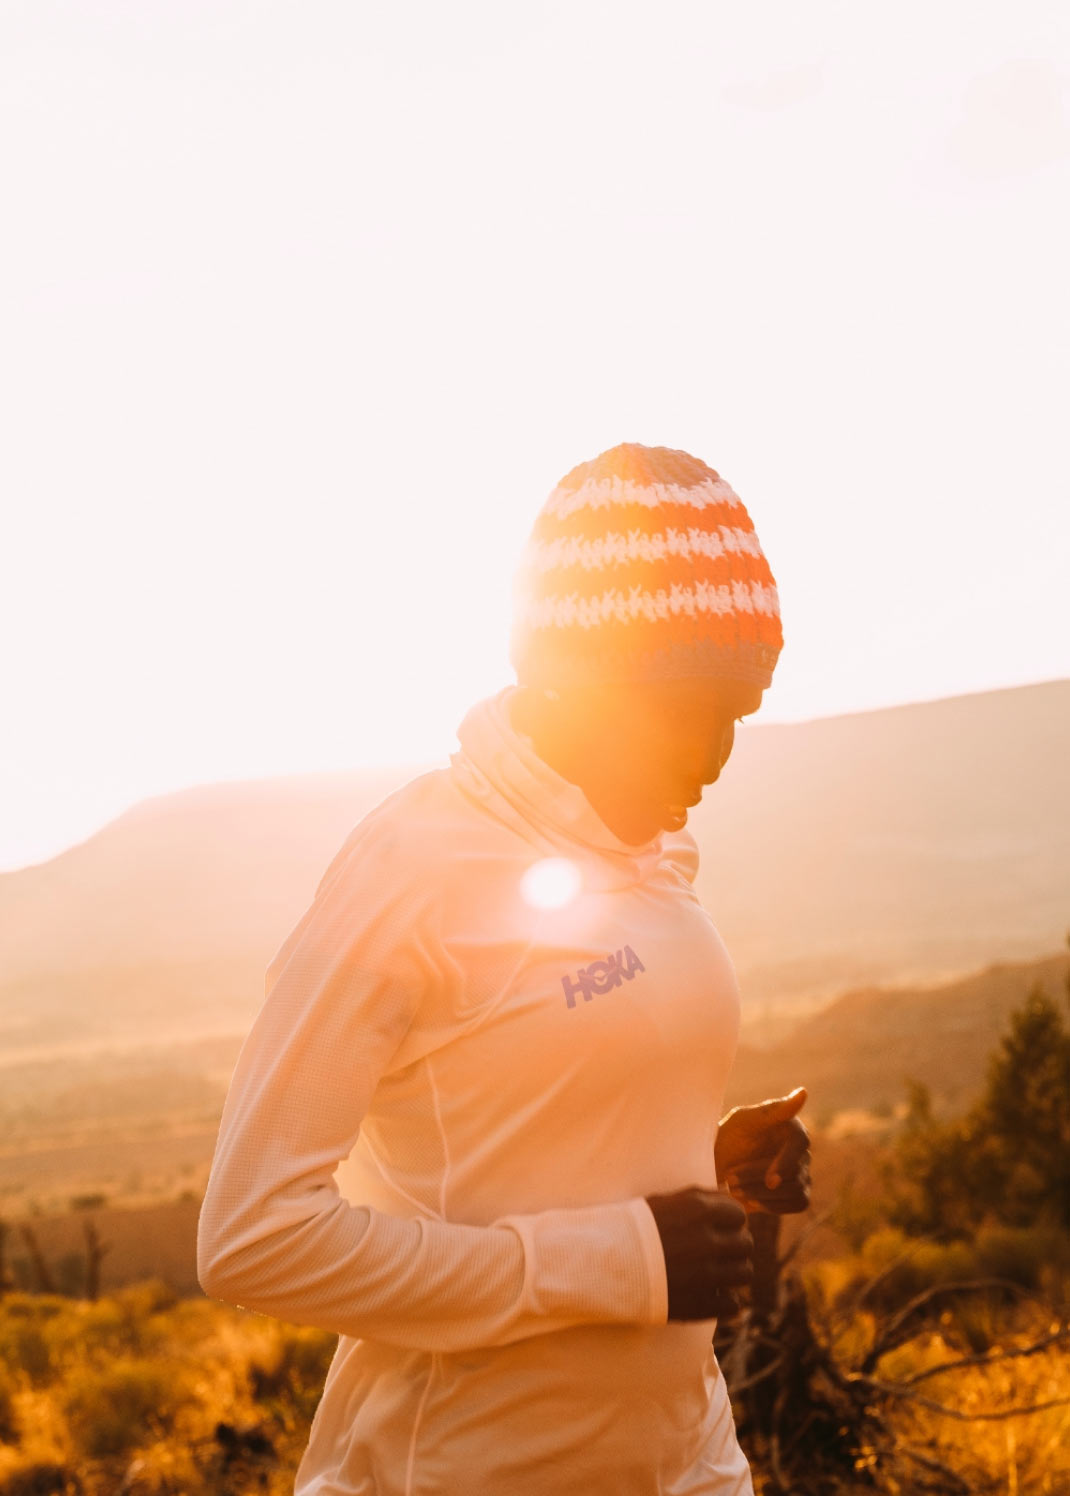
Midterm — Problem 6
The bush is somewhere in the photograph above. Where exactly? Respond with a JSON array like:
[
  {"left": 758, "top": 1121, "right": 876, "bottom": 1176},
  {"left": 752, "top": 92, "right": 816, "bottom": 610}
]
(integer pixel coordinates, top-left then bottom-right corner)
[
  {"left": 0, "top": 1464, "right": 83, "bottom": 1496},
  {"left": 76, "top": 1281, "right": 175, "bottom": 1360},
  {"left": 909, "top": 1237, "right": 978, "bottom": 1290},
  {"left": 851, "top": 1230, "right": 991, "bottom": 1312},
  {"left": 891, "top": 983, "right": 1070, "bottom": 1236},
  {"left": 855, "top": 1227, "right": 925, "bottom": 1306},
  {"left": 0, "top": 1297, "right": 64, "bottom": 1323},
  {"left": 0, "top": 1362, "right": 19, "bottom": 1444},
  {"left": 116, "top": 1279, "right": 179, "bottom": 1317},
  {"left": 60, "top": 1356, "right": 191, "bottom": 1458},
  {"left": 0, "top": 1298, "right": 64, "bottom": 1388},
  {"left": 248, "top": 1323, "right": 335, "bottom": 1421},
  {"left": 941, "top": 1291, "right": 1001, "bottom": 1355},
  {"left": 2, "top": 1323, "right": 51, "bottom": 1385},
  {"left": 974, "top": 1223, "right": 1061, "bottom": 1290},
  {"left": 68, "top": 1194, "right": 108, "bottom": 1212}
]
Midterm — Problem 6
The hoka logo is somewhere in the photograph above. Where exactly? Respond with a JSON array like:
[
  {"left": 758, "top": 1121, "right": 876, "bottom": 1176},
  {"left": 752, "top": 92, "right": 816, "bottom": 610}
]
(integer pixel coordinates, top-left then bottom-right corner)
[{"left": 561, "top": 947, "right": 646, "bottom": 1008}]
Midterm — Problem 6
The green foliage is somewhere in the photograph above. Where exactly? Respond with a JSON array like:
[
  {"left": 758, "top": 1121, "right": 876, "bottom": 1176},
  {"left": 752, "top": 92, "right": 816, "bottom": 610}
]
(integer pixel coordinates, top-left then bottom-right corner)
[
  {"left": 829, "top": 1219, "right": 1064, "bottom": 1320},
  {"left": 889, "top": 977, "right": 1070, "bottom": 1236},
  {"left": 851, "top": 1227, "right": 980, "bottom": 1310},
  {"left": 973, "top": 1221, "right": 1067, "bottom": 1289},
  {"left": 974, "top": 983, "right": 1070, "bottom": 1224}
]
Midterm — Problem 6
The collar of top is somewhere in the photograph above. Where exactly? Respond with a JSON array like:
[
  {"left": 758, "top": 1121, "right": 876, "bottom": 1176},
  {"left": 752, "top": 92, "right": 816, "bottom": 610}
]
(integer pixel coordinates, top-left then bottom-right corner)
[{"left": 451, "top": 687, "right": 673, "bottom": 891}]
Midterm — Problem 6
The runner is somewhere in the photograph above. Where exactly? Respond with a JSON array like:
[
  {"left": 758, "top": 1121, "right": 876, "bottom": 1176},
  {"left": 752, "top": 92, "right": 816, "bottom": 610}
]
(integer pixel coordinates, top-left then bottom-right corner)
[{"left": 198, "top": 441, "right": 810, "bottom": 1493}]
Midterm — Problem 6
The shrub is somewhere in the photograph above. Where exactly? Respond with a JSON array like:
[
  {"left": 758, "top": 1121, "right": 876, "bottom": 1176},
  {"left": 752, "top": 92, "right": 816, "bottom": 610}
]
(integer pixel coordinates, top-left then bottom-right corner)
[
  {"left": 248, "top": 1323, "right": 335, "bottom": 1421},
  {"left": 0, "top": 1295, "right": 73, "bottom": 1385},
  {"left": 909, "top": 1237, "right": 977, "bottom": 1289},
  {"left": 974, "top": 1223, "right": 1059, "bottom": 1290},
  {"left": 76, "top": 1282, "right": 174, "bottom": 1360},
  {"left": 0, "top": 1322, "right": 52, "bottom": 1387},
  {"left": 942, "top": 1291, "right": 1001, "bottom": 1355},
  {"left": 0, "top": 1464, "right": 83, "bottom": 1496},
  {"left": 60, "top": 1356, "right": 191, "bottom": 1458},
  {"left": 0, "top": 1297, "right": 64, "bottom": 1323},
  {"left": 855, "top": 1227, "right": 923, "bottom": 1306},
  {"left": 116, "top": 1279, "right": 178, "bottom": 1317},
  {"left": 0, "top": 1362, "right": 19, "bottom": 1444},
  {"left": 891, "top": 983, "right": 1070, "bottom": 1236},
  {"left": 852, "top": 1230, "right": 991, "bottom": 1312}
]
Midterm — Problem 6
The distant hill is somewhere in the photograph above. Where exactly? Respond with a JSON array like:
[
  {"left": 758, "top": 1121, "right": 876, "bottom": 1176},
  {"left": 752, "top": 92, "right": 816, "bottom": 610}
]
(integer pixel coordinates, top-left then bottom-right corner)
[
  {"left": 3, "top": 951, "right": 1065, "bottom": 1223},
  {"left": 725, "top": 950, "right": 1070, "bottom": 1119},
  {"left": 0, "top": 679, "right": 1067, "bottom": 1054},
  {"left": 688, "top": 677, "right": 1070, "bottom": 1029}
]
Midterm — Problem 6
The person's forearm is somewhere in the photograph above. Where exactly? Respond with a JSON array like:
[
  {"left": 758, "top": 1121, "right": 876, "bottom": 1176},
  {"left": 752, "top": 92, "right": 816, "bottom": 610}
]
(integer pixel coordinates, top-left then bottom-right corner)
[{"left": 198, "top": 1181, "right": 667, "bottom": 1350}]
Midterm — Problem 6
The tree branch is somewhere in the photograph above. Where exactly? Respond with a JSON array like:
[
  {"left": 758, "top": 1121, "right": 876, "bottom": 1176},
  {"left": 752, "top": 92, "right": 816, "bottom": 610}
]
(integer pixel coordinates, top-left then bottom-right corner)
[
  {"left": 862, "top": 1276, "right": 1044, "bottom": 1373},
  {"left": 775, "top": 1209, "right": 834, "bottom": 1272},
  {"left": 835, "top": 1232, "right": 939, "bottom": 1329},
  {"left": 727, "top": 1354, "right": 785, "bottom": 1396},
  {"left": 898, "top": 1442, "right": 978, "bottom": 1494},
  {"left": 901, "top": 1323, "right": 1070, "bottom": 1388},
  {"left": 856, "top": 1374, "right": 1070, "bottom": 1422}
]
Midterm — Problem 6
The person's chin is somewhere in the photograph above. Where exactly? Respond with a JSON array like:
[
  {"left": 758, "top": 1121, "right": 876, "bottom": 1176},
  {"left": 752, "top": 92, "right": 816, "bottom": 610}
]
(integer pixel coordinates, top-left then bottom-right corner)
[
  {"left": 615, "top": 807, "right": 677, "bottom": 845},
  {"left": 659, "top": 804, "right": 689, "bottom": 832}
]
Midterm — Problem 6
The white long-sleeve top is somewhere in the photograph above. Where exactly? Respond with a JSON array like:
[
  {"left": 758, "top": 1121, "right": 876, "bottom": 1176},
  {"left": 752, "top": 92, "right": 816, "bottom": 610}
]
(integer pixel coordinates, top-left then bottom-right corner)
[{"left": 197, "top": 687, "right": 753, "bottom": 1495}]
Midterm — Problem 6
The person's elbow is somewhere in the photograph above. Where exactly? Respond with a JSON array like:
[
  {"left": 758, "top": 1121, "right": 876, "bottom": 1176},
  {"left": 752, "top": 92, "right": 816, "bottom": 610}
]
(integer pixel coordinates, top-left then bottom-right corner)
[
  {"left": 196, "top": 1213, "right": 244, "bottom": 1305},
  {"left": 196, "top": 1187, "right": 339, "bottom": 1312},
  {"left": 196, "top": 1190, "right": 272, "bottom": 1307}
]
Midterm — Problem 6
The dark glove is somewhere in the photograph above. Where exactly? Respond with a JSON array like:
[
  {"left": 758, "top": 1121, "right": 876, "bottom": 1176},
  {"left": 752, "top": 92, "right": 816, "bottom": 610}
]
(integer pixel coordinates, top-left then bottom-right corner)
[{"left": 645, "top": 1186, "right": 753, "bottom": 1322}]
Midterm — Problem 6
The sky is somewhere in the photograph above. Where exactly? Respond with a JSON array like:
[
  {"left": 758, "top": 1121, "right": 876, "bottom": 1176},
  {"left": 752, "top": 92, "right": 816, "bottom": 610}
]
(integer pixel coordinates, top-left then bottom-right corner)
[{"left": 1, "top": 0, "right": 1068, "bottom": 872}]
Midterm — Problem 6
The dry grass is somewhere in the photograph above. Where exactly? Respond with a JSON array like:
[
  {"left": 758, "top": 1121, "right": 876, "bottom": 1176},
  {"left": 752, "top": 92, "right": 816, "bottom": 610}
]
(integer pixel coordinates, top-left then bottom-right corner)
[
  {"left": 0, "top": 1278, "right": 1065, "bottom": 1494},
  {"left": 846, "top": 1314, "right": 1070, "bottom": 1496},
  {"left": 0, "top": 1284, "right": 334, "bottom": 1495}
]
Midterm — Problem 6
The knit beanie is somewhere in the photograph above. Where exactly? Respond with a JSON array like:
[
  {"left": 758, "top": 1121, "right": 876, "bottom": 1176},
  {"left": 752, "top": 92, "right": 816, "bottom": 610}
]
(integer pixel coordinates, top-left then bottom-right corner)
[{"left": 510, "top": 443, "right": 783, "bottom": 689}]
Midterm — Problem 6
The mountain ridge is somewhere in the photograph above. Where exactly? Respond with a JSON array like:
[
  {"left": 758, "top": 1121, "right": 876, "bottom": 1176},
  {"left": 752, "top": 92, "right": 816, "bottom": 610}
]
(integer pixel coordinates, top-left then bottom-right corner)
[
  {"left": 726, "top": 949, "right": 1070, "bottom": 1117},
  {"left": 2, "top": 678, "right": 1067, "bottom": 1053}
]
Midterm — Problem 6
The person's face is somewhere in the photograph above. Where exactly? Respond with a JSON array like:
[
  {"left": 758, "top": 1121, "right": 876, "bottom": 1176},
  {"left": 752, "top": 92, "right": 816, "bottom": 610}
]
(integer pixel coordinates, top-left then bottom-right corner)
[{"left": 568, "top": 676, "right": 765, "bottom": 844}]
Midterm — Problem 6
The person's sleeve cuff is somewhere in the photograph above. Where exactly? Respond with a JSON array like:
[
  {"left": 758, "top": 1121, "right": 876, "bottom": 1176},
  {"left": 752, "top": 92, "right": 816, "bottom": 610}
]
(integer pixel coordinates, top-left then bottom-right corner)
[{"left": 627, "top": 1196, "right": 669, "bottom": 1325}]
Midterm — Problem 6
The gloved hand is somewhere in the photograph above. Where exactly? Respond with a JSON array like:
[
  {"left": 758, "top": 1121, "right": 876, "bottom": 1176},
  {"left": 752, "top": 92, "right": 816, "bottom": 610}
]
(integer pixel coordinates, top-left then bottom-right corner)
[
  {"left": 714, "top": 1086, "right": 811, "bottom": 1215},
  {"left": 644, "top": 1187, "right": 753, "bottom": 1321}
]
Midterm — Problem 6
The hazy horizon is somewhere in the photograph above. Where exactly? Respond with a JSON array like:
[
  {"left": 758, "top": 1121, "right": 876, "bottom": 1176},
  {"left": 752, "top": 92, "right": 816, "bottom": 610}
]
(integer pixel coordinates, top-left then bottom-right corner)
[{"left": 3, "top": 672, "right": 1064, "bottom": 876}]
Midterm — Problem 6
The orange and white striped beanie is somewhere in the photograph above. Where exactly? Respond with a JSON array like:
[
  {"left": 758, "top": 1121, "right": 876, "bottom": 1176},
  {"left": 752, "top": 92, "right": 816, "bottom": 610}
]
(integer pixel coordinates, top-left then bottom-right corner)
[{"left": 510, "top": 443, "right": 783, "bottom": 689}]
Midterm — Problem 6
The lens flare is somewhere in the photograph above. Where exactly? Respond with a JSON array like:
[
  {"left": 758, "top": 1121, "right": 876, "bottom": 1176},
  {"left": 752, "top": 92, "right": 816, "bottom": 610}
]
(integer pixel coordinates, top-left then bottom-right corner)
[{"left": 520, "top": 857, "right": 582, "bottom": 910}]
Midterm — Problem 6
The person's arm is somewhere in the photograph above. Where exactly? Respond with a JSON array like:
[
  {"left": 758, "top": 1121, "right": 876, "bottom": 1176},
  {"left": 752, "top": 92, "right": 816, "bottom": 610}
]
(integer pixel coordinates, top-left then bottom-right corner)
[{"left": 196, "top": 820, "right": 667, "bottom": 1352}]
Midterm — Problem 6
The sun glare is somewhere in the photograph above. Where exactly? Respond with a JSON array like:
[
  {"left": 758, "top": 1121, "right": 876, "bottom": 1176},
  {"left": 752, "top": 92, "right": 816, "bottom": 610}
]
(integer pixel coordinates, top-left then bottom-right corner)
[{"left": 520, "top": 857, "right": 582, "bottom": 910}]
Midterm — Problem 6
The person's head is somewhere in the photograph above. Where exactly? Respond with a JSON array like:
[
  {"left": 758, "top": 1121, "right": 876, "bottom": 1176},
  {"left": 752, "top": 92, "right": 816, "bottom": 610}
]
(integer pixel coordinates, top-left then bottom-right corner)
[{"left": 509, "top": 443, "right": 782, "bottom": 844}]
